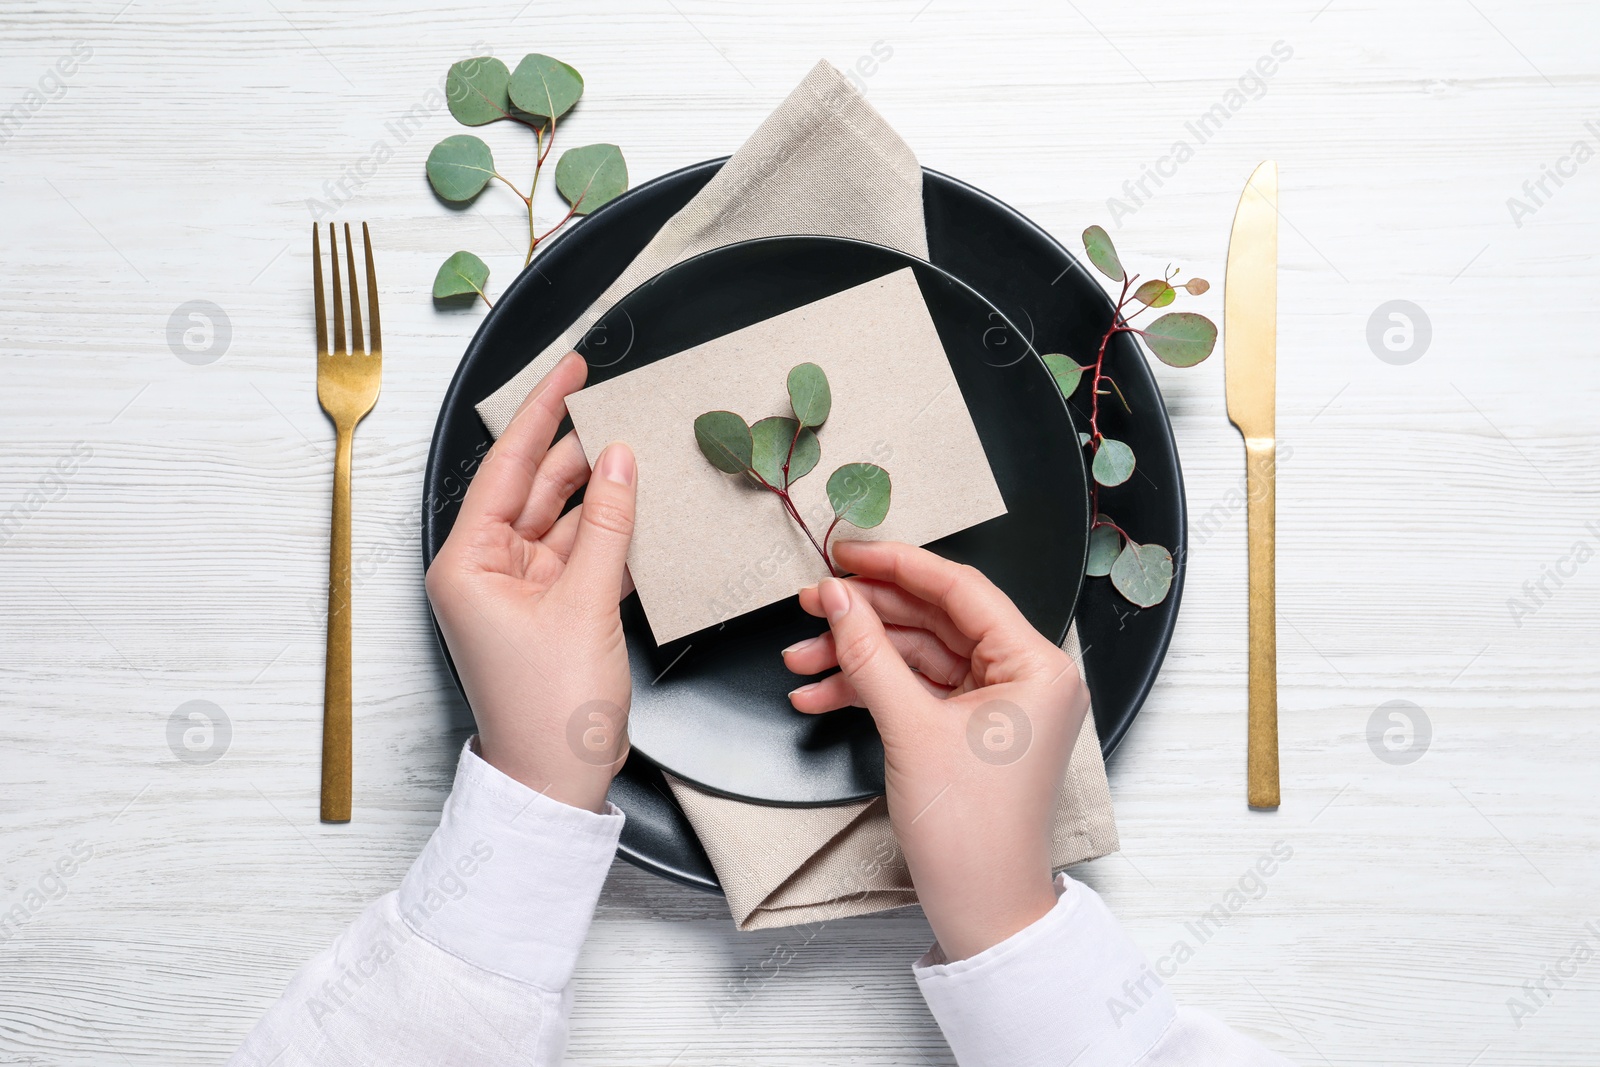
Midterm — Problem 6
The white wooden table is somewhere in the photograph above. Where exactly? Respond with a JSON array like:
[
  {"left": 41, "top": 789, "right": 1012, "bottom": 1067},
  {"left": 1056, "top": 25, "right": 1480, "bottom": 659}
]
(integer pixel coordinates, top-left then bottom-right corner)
[{"left": 4, "top": 1, "right": 1598, "bottom": 1062}]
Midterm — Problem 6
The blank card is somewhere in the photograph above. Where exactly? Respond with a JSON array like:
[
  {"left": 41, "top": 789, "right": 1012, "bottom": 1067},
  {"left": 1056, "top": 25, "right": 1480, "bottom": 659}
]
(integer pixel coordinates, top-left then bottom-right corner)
[{"left": 565, "top": 268, "right": 1006, "bottom": 643}]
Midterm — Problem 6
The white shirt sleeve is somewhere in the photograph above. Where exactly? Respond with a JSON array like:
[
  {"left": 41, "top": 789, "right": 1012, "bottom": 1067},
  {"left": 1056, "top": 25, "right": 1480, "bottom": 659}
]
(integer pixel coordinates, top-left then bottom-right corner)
[
  {"left": 913, "top": 875, "right": 1292, "bottom": 1067},
  {"left": 228, "top": 741, "right": 623, "bottom": 1067}
]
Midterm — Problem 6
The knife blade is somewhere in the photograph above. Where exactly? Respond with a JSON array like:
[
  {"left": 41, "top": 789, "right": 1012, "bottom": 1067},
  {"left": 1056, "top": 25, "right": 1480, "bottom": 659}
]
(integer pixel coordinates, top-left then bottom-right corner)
[{"left": 1224, "top": 160, "right": 1280, "bottom": 810}]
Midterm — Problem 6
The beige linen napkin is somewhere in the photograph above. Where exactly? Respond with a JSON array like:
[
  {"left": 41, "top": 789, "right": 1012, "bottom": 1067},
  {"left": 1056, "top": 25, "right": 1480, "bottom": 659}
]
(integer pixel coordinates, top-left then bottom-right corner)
[
  {"left": 477, "top": 59, "right": 927, "bottom": 436},
  {"left": 474, "top": 59, "right": 1120, "bottom": 929},
  {"left": 671, "top": 633, "right": 1118, "bottom": 931}
]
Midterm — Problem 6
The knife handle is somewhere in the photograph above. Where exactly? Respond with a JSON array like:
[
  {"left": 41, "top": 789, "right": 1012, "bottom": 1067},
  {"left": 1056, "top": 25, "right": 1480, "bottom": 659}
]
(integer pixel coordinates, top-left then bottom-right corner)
[{"left": 1245, "top": 439, "right": 1280, "bottom": 809}]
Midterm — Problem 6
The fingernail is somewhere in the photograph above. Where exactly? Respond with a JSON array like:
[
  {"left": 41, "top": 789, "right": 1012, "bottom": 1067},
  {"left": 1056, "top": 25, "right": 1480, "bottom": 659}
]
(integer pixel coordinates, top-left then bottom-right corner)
[
  {"left": 782, "top": 636, "right": 822, "bottom": 656},
  {"left": 818, "top": 577, "right": 850, "bottom": 622},
  {"left": 596, "top": 443, "right": 635, "bottom": 486},
  {"left": 789, "top": 683, "right": 818, "bottom": 699}
]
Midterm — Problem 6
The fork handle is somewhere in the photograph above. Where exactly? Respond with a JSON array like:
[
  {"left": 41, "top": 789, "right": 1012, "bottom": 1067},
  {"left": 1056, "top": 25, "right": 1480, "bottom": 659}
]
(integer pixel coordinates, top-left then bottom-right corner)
[
  {"left": 322, "top": 424, "right": 354, "bottom": 822},
  {"left": 1245, "top": 438, "right": 1279, "bottom": 809}
]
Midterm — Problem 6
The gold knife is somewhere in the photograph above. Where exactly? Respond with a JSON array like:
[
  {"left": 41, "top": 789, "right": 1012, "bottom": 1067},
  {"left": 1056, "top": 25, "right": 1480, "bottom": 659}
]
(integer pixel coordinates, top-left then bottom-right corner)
[{"left": 1224, "top": 161, "right": 1280, "bottom": 810}]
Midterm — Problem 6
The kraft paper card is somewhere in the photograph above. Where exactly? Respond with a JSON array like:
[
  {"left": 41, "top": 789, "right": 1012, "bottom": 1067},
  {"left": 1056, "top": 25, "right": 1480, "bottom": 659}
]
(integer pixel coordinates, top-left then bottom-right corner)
[{"left": 564, "top": 267, "right": 1007, "bottom": 643}]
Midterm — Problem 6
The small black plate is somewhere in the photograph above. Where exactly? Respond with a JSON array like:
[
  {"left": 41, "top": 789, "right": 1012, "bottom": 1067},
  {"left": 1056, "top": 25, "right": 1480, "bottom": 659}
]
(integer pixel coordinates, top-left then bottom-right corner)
[
  {"left": 423, "top": 160, "right": 1187, "bottom": 892},
  {"left": 566, "top": 236, "right": 1088, "bottom": 805}
]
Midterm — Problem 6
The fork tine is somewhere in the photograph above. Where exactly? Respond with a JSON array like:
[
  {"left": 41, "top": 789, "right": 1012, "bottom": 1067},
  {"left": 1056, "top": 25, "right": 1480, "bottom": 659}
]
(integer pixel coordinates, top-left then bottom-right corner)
[
  {"left": 312, "top": 224, "right": 328, "bottom": 356},
  {"left": 343, "top": 223, "right": 364, "bottom": 355},
  {"left": 329, "top": 223, "right": 346, "bottom": 356},
  {"left": 362, "top": 222, "right": 380, "bottom": 356}
]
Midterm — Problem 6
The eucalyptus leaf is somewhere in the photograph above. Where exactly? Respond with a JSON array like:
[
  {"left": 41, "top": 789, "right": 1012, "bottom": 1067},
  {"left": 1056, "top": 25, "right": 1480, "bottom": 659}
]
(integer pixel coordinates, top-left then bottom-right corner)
[
  {"left": 445, "top": 56, "right": 512, "bottom": 126},
  {"left": 693, "top": 410, "right": 753, "bottom": 474},
  {"left": 1133, "top": 279, "right": 1176, "bottom": 308},
  {"left": 1184, "top": 277, "right": 1210, "bottom": 295},
  {"left": 1078, "top": 431, "right": 1092, "bottom": 447},
  {"left": 432, "top": 251, "right": 490, "bottom": 300},
  {"left": 1083, "top": 225, "right": 1124, "bottom": 282},
  {"left": 1092, "top": 437, "right": 1136, "bottom": 487},
  {"left": 555, "top": 143, "right": 628, "bottom": 214},
  {"left": 426, "top": 135, "right": 495, "bottom": 202},
  {"left": 827, "top": 463, "right": 892, "bottom": 529},
  {"left": 1140, "top": 312, "right": 1217, "bottom": 368},
  {"left": 786, "top": 362, "right": 832, "bottom": 428},
  {"left": 751, "top": 416, "right": 819, "bottom": 489},
  {"left": 1086, "top": 522, "right": 1122, "bottom": 577},
  {"left": 507, "top": 54, "right": 584, "bottom": 120},
  {"left": 1042, "top": 353, "right": 1086, "bottom": 399},
  {"left": 1109, "top": 539, "right": 1174, "bottom": 608}
]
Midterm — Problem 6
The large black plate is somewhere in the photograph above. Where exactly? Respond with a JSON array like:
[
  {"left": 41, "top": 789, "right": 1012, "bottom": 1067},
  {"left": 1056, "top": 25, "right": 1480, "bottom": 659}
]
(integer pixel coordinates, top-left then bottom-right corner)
[
  {"left": 566, "top": 236, "right": 1087, "bottom": 804},
  {"left": 423, "top": 159, "right": 1187, "bottom": 892}
]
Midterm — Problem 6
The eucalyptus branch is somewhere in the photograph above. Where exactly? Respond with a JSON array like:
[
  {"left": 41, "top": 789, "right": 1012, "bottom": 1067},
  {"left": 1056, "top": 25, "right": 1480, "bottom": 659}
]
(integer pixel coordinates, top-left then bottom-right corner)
[
  {"left": 694, "top": 363, "right": 892, "bottom": 578},
  {"left": 1042, "top": 225, "right": 1217, "bottom": 608},
  {"left": 427, "top": 53, "right": 630, "bottom": 306}
]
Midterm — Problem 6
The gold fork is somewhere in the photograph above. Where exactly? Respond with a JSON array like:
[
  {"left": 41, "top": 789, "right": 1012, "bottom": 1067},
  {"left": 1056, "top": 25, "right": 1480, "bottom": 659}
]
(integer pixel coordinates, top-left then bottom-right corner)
[{"left": 313, "top": 222, "right": 381, "bottom": 823}]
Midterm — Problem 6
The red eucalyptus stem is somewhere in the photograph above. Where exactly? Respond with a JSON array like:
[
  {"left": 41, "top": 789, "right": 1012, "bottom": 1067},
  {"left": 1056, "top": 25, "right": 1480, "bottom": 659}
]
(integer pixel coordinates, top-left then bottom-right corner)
[
  {"left": 523, "top": 113, "right": 572, "bottom": 266},
  {"left": 1090, "top": 514, "right": 1133, "bottom": 540},
  {"left": 1086, "top": 275, "right": 1132, "bottom": 445},
  {"left": 536, "top": 201, "right": 582, "bottom": 243},
  {"left": 821, "top": 514, "right": 844, "bottom": 566},
  {"left": 782, "top": 421, "right": 803, "bottom": 486},
  {"left": 1085, "top": 278, "right": 1121, "bottom": 523},
  {"left": 748, "top": 469, "right": 840, "bottom": 577},
  {"left": 1086, "top": 274, "right": 1157, "bottom": 527}
]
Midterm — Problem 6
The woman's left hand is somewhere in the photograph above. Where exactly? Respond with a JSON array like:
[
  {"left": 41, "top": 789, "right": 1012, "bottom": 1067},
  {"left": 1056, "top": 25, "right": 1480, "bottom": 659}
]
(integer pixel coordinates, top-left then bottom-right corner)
[{"left": 425, "top": 352, "right": 638, "bottom": 814}]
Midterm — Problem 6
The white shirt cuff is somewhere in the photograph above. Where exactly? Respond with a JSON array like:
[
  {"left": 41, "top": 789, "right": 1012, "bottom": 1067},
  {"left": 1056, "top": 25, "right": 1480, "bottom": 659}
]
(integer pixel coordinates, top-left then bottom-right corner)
[
  {"left": 913, "top": 874, "right": 1177, "bottom": 1067},
  {"left": 396, "top": 740, "right": 624, "bottom": 992}
]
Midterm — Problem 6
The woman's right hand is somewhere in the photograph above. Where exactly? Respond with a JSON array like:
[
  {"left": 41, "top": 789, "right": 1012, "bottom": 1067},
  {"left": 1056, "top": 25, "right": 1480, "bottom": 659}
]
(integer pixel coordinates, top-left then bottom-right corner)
[{"left": 783, "top": 540, "right": 1090, "bottom": 961}]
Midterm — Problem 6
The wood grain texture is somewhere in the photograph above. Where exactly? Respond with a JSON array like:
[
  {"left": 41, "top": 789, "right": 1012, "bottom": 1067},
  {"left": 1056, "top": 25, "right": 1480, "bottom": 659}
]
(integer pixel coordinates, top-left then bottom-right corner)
[{"left": 2, "top": 0, "right": 1599, "bottom": 1063}]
